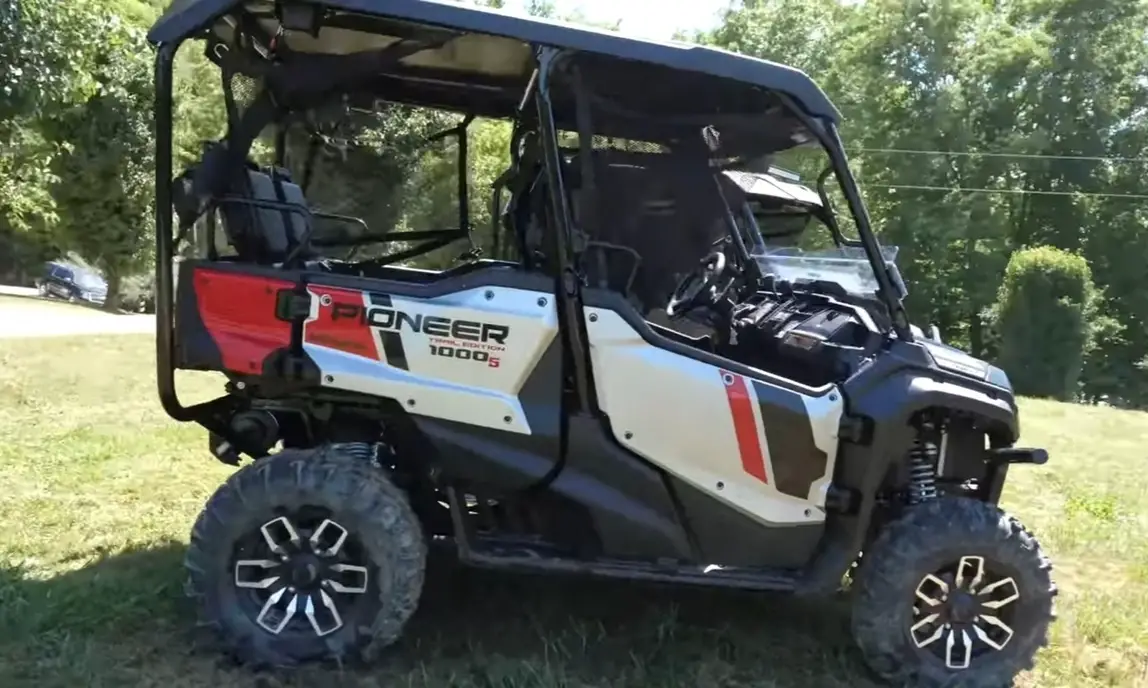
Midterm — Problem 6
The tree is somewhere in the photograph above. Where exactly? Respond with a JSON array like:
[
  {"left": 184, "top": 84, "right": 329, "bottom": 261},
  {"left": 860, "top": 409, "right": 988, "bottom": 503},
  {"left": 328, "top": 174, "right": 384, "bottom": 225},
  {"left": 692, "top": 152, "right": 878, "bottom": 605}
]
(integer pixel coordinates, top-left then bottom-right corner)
[
  {"left": 0, "top": 0, "right": 102, "bottom": 236},
  {"left": 699, "top": 0, "right": 1148, "bottom": 407},
  {"left": 992, "top": 246, "right": 1096, "bottom": 401},
  {"left": 48, "top": 18, "right": 155, "bottom": 310}
]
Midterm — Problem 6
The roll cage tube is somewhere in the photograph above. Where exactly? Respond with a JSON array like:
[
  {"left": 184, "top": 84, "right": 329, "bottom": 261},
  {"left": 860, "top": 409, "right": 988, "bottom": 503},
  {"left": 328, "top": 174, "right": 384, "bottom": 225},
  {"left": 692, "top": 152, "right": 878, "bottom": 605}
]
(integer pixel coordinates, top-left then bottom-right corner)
[
  {"left": 775, "top": 94, "right": 913, "bottom": 340},
  {"left": 813, "top": 166, "right": 853, "bottom": 248},
  {"left": 154, "top": 40, "right": 191, "bottom": 422},
  {"left": 534, "top": 46, "right": 596, "bottom": 413},
  {"left": 156, "top": 40, "right": 241, "bottom": 432}
]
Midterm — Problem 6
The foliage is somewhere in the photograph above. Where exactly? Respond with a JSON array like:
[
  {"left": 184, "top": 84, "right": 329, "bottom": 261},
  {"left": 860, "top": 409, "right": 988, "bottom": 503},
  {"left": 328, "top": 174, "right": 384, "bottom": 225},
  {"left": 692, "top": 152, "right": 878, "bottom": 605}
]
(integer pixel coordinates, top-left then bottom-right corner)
[
  {"left": 47, "top": 18, "right": 155, "bottom": 310},
  {"left": 992, "top": 246, "right": 1095, "bottom": 400},
  {"left": 698, "top": 0, "right": 1148, "bottom": 405},
  {"left": 5, "top": 0, "right": 1148, "bottom": 402},
  {"left": 0, "top": 0, "right": 101, "bottom": 235}
]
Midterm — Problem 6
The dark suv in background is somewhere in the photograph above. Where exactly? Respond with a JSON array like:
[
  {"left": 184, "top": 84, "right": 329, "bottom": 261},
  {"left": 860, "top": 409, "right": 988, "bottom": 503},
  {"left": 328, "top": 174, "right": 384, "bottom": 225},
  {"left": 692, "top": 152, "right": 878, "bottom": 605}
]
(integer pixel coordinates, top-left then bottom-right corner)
[{"left": 35, "top": 261, "right": 108, "bottom": 305}]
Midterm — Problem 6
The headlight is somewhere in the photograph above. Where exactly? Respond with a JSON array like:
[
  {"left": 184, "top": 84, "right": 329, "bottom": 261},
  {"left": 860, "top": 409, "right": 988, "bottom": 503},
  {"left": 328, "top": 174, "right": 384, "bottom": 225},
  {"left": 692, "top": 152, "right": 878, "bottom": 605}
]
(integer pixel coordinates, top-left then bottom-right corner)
[{"left": 923, "top": 341, "right": 990, "bottom": 380}]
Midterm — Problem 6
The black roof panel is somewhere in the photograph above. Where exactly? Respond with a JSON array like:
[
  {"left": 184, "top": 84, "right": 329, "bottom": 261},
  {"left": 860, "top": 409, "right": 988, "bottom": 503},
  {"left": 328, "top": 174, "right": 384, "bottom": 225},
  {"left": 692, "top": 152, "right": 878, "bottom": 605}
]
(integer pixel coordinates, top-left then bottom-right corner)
[{"left": 148, "top": 0, "right": 840, "bottom": 121}]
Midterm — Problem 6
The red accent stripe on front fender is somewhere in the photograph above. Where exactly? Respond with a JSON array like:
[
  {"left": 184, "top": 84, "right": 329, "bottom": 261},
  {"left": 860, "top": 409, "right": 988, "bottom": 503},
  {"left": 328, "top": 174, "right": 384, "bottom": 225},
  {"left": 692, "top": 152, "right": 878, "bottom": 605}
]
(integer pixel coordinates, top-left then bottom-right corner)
[{"left": 722, "top": 370, "right": 769, "bottom": 484}]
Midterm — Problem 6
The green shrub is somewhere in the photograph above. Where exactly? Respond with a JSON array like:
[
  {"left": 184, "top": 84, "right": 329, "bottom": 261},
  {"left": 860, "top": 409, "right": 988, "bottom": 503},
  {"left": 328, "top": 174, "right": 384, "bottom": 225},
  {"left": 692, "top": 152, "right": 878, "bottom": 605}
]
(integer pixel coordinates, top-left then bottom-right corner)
[{"left": 992, "top": 246, "right": 1095, "bottom": 401}]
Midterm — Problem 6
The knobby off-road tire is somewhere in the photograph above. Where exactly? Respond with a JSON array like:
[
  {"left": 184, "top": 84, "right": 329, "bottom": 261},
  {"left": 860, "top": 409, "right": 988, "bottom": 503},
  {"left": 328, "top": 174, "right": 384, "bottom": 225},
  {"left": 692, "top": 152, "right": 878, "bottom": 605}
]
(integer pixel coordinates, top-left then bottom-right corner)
[
  {"left": 851, "top": 497, "right": 1056, "bottom": 688},
  {"left": 184, "top": 446, "right": 426, "bottom": 668}
]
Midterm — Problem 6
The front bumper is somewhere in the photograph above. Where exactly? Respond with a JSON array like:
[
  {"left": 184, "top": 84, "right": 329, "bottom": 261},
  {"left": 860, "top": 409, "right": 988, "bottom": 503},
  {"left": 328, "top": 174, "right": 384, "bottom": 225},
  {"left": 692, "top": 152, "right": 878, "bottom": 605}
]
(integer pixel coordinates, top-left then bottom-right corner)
[
  {"left": 981, "top": 446, "right": 1049, "bottom": 504},
  {"left": 988, "top": 447, "right": 1048, "bottom": 466}
]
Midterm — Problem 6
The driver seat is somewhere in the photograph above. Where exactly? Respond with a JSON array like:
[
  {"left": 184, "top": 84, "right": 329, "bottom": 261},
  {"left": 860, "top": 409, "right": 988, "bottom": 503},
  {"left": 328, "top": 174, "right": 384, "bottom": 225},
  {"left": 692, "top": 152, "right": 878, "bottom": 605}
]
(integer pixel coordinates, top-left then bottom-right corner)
[{"left": 569, "top": 150, "right": 734, "bottom": 315}]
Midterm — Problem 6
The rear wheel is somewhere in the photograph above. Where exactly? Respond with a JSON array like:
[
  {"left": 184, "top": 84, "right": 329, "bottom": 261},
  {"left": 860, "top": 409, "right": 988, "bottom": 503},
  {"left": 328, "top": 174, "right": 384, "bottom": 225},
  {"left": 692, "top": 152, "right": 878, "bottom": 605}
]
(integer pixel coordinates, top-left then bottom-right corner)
[
  {"left": 851, "top": 497, "right": 1055, "bottom": 687},
  {"left": 185, "top": 446, "right": 426, "bottom": 667}
]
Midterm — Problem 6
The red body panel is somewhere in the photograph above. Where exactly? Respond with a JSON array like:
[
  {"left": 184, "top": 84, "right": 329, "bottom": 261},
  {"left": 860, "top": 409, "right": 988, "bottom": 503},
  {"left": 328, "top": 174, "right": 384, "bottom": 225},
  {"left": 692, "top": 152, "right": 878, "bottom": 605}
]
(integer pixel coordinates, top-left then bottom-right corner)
[
  {"left": 303, "top": 285, "right": 379, "bottom": 359},
  {"left": 191, "top": 268, "right": 293, "bottom": 374}
]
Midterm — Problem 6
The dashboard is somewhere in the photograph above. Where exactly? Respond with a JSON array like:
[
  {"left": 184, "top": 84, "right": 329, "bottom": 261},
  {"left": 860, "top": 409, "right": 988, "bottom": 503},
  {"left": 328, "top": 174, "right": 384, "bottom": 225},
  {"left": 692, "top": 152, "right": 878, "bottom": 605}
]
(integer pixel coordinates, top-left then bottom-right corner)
[{"left": 720, "top": 281, "right": 882, "bottom": 387}]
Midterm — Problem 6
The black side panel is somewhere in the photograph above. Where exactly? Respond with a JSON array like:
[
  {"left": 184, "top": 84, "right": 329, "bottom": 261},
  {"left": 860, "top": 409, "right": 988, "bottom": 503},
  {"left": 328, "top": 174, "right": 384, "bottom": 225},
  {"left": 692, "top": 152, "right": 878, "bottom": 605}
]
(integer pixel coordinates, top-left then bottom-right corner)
[
  {"left": 751, "top": 380, "right": 827, "bottom": 501},
  {"left": 515, "top": 338, "right": 565, "bottom": 441},
  {"left": 671, "top": 477, "right": 821, "bottom": 569},
  {"left": 411, "top": 338, "right": 565, "bottom": 491},
  {"left": 413, "top": 418, "right": 560, "bottom": 491},
  {"left": 551, "top": 414, "right": 694, "bottom": 561}
]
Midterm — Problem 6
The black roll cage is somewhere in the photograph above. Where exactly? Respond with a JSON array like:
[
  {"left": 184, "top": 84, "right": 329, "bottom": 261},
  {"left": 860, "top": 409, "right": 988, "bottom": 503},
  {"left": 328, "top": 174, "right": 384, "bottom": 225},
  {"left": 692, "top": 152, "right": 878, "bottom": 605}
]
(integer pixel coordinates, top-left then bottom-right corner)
[{"left": 152, "top": 32, "right": 911, "bottom": 423}]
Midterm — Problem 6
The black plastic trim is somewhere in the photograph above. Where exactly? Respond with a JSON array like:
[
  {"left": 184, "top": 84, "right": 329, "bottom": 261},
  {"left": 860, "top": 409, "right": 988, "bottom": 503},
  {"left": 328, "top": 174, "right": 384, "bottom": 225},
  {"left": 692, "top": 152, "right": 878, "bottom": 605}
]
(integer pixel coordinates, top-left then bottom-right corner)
[
  {"left": 988, "top": 447, "right": 1048, "bottom": 465},
  {"left": 412, "top": 418, "right": 560, "bottom": 491},
  {"left": 422, "top": 413, "right": 694, "bottom": 562},
  {"left": 671, "top": 478, "right": 820, "bottom": 569},
  {"left": 458, "top": 547, "right": 798, "bottom": 592},
  {"left": 793, "top": 339, "right": 1023, "bottom": 595},
  {"left": 552, "top": 414, "right": 694, "bottom": 560}
]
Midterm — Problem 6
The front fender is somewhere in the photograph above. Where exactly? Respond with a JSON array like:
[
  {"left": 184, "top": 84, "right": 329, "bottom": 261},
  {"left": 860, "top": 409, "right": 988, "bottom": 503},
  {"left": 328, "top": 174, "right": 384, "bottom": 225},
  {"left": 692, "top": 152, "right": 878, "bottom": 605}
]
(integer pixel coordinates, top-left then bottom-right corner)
[
  {"left": 797, "top": 346, "right": 1021, "bottom": 595},
  {"left": 838, "top": 356, "right": 1020, "bottom": 497}
]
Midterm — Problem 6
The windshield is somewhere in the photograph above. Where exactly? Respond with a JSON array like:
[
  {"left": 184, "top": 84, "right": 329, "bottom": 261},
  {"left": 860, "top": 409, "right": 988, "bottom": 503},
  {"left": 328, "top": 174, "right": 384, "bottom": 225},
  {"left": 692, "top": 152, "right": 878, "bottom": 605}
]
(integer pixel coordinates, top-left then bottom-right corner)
[
  {"left": 752, "top": 245, "right": 905, "bottom": 298},
  {"left": 74, "top": 270, "right": 105, "bottom": 289}
]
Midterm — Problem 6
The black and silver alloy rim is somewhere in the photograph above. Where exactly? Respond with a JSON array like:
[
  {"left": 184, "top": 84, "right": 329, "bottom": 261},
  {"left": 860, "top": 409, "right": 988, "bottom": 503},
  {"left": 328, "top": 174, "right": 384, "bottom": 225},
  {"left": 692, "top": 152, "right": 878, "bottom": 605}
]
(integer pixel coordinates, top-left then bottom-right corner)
[
  {"left": 910, "top": 555, "right": 1021, "bottom": 670},
  {"left": 234, "top": 513, "right": 371, "bottom": 637}
]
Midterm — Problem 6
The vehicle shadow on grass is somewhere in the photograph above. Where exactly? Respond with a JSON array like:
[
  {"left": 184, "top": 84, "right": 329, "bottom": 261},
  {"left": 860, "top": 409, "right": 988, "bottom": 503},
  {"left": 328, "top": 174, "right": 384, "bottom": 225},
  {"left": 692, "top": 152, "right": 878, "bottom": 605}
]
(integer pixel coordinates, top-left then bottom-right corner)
[{"left": 0, "top": 544, "right": 881, "bottom": 688}]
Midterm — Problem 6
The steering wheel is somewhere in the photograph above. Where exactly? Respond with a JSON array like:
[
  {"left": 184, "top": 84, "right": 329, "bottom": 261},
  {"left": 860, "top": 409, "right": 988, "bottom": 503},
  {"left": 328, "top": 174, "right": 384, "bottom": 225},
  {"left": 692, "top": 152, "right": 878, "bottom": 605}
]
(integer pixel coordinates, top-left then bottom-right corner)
[{"left": 666, "top": 250, "right": 731, "bottom": 319}]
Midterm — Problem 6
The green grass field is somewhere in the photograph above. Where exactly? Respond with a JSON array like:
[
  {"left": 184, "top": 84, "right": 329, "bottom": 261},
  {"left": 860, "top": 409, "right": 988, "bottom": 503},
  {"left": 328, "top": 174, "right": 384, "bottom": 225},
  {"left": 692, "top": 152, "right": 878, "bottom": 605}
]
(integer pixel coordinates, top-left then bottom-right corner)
[{"left": 1, "top": 335, "right": 1146, "bottom": 687}]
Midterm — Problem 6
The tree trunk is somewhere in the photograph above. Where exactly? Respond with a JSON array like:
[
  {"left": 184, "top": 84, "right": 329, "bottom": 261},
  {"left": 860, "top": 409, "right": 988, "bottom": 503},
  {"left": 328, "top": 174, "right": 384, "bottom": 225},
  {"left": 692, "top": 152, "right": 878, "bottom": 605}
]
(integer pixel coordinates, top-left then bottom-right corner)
[{"left": 103, "top": 269, "right": 122, "bottom": 312}]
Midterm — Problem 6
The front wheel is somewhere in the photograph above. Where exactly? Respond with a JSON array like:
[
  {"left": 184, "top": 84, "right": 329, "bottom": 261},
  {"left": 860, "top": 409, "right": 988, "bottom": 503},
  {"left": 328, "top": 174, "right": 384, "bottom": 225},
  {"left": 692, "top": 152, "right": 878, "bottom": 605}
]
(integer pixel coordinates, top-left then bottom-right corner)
[
  {"left": 851, "top": 497, "right": 1056, "bottom": 687},
  {"left": 184, "top": 446, "right": 426, "bottom": 667}
]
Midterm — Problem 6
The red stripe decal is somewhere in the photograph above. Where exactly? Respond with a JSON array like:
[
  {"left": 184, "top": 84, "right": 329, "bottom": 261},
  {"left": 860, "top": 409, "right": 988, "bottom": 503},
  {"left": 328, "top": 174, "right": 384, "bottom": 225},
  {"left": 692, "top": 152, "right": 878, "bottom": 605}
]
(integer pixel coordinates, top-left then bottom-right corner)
[{"left": 722, "top": 371, "right": 769, "bottom": 483}]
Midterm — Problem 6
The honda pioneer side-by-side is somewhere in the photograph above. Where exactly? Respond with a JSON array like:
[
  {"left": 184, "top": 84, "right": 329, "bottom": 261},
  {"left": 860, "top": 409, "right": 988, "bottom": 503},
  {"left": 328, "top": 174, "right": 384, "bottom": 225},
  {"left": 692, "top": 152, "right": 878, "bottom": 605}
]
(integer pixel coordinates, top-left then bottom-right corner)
[{"left": 147, "top": 2, "right": 1055, "bottom": 685}]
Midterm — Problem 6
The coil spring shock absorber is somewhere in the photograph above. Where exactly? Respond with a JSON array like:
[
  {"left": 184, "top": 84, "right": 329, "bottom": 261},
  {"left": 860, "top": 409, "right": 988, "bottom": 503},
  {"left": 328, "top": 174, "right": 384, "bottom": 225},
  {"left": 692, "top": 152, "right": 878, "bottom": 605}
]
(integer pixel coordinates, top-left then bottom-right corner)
[
  {"left": 332, "top": 441, "right": 380, "bottom": 466},
  {"left": 907, "top": 419, "right": 940, "bottom": 504}
]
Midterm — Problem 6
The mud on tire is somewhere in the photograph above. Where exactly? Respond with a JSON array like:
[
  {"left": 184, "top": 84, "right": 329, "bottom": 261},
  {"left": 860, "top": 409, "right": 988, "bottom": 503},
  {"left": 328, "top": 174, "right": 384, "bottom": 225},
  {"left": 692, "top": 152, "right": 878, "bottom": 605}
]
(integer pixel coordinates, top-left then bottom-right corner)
[
  {"left": 851, "top": 497, "right": 1056, "bottom": 688},
  {"left": 184, "top": 446, "right": 426, "bottom": 668}
]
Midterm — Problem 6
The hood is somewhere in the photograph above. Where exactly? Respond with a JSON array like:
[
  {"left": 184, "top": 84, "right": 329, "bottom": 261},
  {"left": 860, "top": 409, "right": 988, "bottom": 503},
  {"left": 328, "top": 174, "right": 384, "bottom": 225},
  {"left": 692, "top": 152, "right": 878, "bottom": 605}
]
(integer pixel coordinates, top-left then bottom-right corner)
[{"left": 919, "top": 339, "right": 1012, "bottom": 392}]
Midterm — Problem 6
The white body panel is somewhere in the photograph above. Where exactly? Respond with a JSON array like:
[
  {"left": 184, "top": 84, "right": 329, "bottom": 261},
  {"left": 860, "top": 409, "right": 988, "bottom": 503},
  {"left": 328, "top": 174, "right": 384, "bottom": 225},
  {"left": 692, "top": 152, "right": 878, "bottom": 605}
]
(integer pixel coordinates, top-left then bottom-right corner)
[
  {"left": 584, "top": 307, "right": 844, "bottom": 526},
  {"left": 302, "top": 285, "right": 557, "bottom": 434}
]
